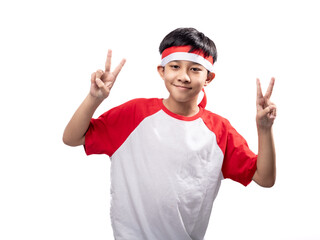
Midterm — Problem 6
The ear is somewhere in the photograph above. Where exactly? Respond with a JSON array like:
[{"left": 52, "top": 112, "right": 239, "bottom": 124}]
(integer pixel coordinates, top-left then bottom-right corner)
[
  {"left": 204, "top": 72, "right": 215, "bottom": 86},
  {"left": 157, "top": 65, "right": 165, "bottom": 79}
]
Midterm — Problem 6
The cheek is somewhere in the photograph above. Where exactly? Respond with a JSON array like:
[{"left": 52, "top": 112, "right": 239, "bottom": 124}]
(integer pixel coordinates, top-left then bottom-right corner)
[
  {"left": 193, "top": 76, "right": 207, "bottom": 88},
  {"left": 162, "top": 72, "right": 175, "bottom": 83},
  {"left": 162, "top": 76, "right": 172, "bottom": 89}
]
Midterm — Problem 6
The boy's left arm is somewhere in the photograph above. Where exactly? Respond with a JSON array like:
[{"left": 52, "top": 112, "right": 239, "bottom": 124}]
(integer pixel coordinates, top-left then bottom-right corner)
[{"left": 253, "top": 78, "right": 277, "bottom": 187}]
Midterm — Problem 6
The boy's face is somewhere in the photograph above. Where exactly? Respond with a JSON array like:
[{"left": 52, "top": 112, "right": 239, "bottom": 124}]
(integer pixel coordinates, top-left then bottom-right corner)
[{"left": 157, "top": 60, "right": 214, "bottom": 106}]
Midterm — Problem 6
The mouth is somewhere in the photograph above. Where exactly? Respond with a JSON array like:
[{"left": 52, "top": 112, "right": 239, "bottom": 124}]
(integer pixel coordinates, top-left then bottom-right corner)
[{"left": 173, "top": 84, "right": 192, "bottom": 90}]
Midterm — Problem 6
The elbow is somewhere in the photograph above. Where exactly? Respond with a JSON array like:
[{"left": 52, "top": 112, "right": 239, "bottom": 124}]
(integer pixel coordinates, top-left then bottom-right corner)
[
  {"left": 62, "top": 131, "right": 77, "bottom": 147},
  {"left": 62, "top": 128, "right": 71, "bottom": 146},
  {"left": 253, "top": 171, "right": 276, "bottom": 188},
  {"left": 258, "top": 176, "right": 276, "bottom": 188},
  {"left": 262, "top": 180, "right": 275, "bottom": 188},
  {"left": 62, "top": 132, "right": 85, "bottom": 147},
  {"left": 62, "top": 133, "right": 72, "bottom": 146},
  {"left": 265, "top": 172, "right": 276, "bottom": 188}
]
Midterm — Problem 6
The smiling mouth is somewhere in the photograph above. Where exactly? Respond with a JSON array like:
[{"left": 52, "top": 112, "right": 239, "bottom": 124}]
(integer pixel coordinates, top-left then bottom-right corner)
[{"left": 173, "top": 84, "right": 192, "bottom": 89}]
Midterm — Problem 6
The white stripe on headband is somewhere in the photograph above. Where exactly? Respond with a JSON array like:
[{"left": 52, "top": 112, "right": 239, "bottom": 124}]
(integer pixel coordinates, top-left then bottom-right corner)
[{"left": 161, "top": 52, "right": 214, "bottom": 72}]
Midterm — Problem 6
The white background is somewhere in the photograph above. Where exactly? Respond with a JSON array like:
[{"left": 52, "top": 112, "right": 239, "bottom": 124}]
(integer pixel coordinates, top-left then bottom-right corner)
[{"left": 1, "top": 0, "right": 319, "bottom": 239}]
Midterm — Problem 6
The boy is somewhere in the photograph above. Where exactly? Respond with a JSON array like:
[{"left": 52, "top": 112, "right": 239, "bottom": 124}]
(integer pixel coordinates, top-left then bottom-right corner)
[{"left": 63, "top": 28, "right": 276, "bottom": 240}]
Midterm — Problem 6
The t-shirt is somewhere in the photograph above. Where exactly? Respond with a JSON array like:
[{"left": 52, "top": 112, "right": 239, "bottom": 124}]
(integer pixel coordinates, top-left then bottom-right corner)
[{"left": 84, "top": 98, "right": 257, "bottom": 240}]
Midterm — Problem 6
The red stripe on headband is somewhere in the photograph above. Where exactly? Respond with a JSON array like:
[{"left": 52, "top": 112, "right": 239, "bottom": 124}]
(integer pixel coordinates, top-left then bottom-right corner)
[{"left": 161, "top": 45, "right": 214, "bottom": 65}]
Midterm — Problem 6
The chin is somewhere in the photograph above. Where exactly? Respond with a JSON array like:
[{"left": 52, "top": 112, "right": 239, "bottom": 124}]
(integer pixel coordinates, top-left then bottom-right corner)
[{"left": 172, "top": 95, "right": 196, "bottom": 104}]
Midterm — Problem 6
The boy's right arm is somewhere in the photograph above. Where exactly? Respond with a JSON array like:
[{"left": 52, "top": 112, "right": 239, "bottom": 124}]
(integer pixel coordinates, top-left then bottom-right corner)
[{"left": 63, "top": 50, "right": 126, "bottom": 146}]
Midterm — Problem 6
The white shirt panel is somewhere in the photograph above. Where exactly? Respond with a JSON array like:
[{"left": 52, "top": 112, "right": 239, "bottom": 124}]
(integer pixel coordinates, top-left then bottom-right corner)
[{"left": 110, "top": 110, "right": 224, "bottom": 240}]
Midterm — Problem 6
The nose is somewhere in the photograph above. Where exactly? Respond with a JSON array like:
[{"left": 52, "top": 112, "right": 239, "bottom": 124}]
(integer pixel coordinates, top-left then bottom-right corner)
[{"left": 178, "top": 69, "right": 191, "bottom": 83}]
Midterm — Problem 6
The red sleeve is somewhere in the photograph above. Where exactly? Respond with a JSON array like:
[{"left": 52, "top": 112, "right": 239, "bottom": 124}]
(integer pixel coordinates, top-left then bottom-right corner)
[
  {"left": 202, "top": 111, "right": 257, "bottom": 186},
  {"left": 221, "top": 122, "right": 257, "bottom": 186},
  {"left": 84, "top": 98, "right": 161, "bottom": 156}
]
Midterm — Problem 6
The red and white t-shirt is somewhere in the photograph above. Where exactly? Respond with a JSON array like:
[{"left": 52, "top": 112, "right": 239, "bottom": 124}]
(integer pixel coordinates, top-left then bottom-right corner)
[{"left": 84, "top": 98, "right": 257, "bottom": 240}]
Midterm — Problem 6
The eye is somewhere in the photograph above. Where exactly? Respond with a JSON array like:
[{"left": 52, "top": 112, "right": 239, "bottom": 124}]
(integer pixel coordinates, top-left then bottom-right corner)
[
  {"left": 191, "top": 67, "right": 202, "bottom": 72},
  {"left": 170, "top": 64, "right": 180, "bottom": 69}
]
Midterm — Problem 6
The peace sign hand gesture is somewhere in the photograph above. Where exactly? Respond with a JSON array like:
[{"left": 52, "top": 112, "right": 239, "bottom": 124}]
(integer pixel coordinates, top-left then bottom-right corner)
[
  {"left": 256, "top": 77, "right": 277, "bottom": 130},
  {"left": 90, "top": 50, "right": 126, "bottom": 100}
]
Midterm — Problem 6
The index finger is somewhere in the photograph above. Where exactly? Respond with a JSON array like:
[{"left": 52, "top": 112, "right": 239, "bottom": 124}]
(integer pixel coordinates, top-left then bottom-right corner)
[
  {"left": 256, "top": 78, "right": 263, "bottom": 99},
  {"left": 105, "top": 49, "right": 112, "bottom": 72},
  {"left": 264, "top": 77, "right": 275, "bottom": 99},
  {"left": 112, "top": 58, "right": 126, "bottom": 78}
]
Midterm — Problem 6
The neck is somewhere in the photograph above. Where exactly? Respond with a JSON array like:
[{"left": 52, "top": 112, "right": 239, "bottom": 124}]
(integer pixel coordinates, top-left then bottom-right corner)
[{"left": 163, "top": 98, "right": 199, "bottom": 117}]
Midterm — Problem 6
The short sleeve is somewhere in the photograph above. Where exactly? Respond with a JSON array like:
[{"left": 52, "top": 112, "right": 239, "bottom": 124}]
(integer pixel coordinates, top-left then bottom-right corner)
[
  {"left": 84, "top": 98, "right": 162, "bottom": 157},
  {"left": 84, "top": 105, "right": 126, "bottom": 156},
  {"left": 221, "top": 122, "right": 257, "bottom": 186}
]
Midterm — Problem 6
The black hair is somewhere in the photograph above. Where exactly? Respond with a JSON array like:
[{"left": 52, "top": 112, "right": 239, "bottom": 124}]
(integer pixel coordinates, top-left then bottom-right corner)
[{"left": 159, "top": 27, "right": 217, "bottom": 63}]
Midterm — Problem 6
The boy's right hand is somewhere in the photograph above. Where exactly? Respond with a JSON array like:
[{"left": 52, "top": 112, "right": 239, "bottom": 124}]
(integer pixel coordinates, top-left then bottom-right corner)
[{"left": 90, "top": 49, "right": 126, "bottom": 100}]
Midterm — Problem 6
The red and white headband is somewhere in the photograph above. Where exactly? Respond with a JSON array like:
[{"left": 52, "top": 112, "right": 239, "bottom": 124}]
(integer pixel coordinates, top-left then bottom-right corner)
[{"left": 160, "top": 45, "right": 214, "bottom": 72}]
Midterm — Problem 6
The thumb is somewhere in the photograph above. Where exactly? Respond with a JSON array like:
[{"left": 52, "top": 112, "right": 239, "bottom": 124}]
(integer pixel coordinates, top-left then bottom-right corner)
[
  {"left": 261, "top": 105, "right": 276, "bottom": 116},
  {"left": 95, "top": 78, "right": 105, "bottom": 88},
  {"left": 95, "top": 78, "right": 110, "bottom": 97},
  {"left": 263, "top": 106, "right": 271, "bottom": 115}
]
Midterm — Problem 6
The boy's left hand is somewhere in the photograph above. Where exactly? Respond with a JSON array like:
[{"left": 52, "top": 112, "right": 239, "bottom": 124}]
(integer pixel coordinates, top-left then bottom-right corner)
[{"left": 256, "top": 77, "right": 277, "bottom": 130}]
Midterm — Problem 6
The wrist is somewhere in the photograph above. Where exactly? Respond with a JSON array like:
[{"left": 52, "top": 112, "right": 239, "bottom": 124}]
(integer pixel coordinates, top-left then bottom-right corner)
[
  {"left": 257, "top": 125, "right": 273, "bottom": 137},
  {"left": 86, "top": 93, "right": 104, "bottom": 109}
]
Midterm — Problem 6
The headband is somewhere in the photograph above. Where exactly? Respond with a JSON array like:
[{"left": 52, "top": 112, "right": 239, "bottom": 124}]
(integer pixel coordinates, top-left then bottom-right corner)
[{"left": 160, "top": 45, "right": 214, "bottom": 72}]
